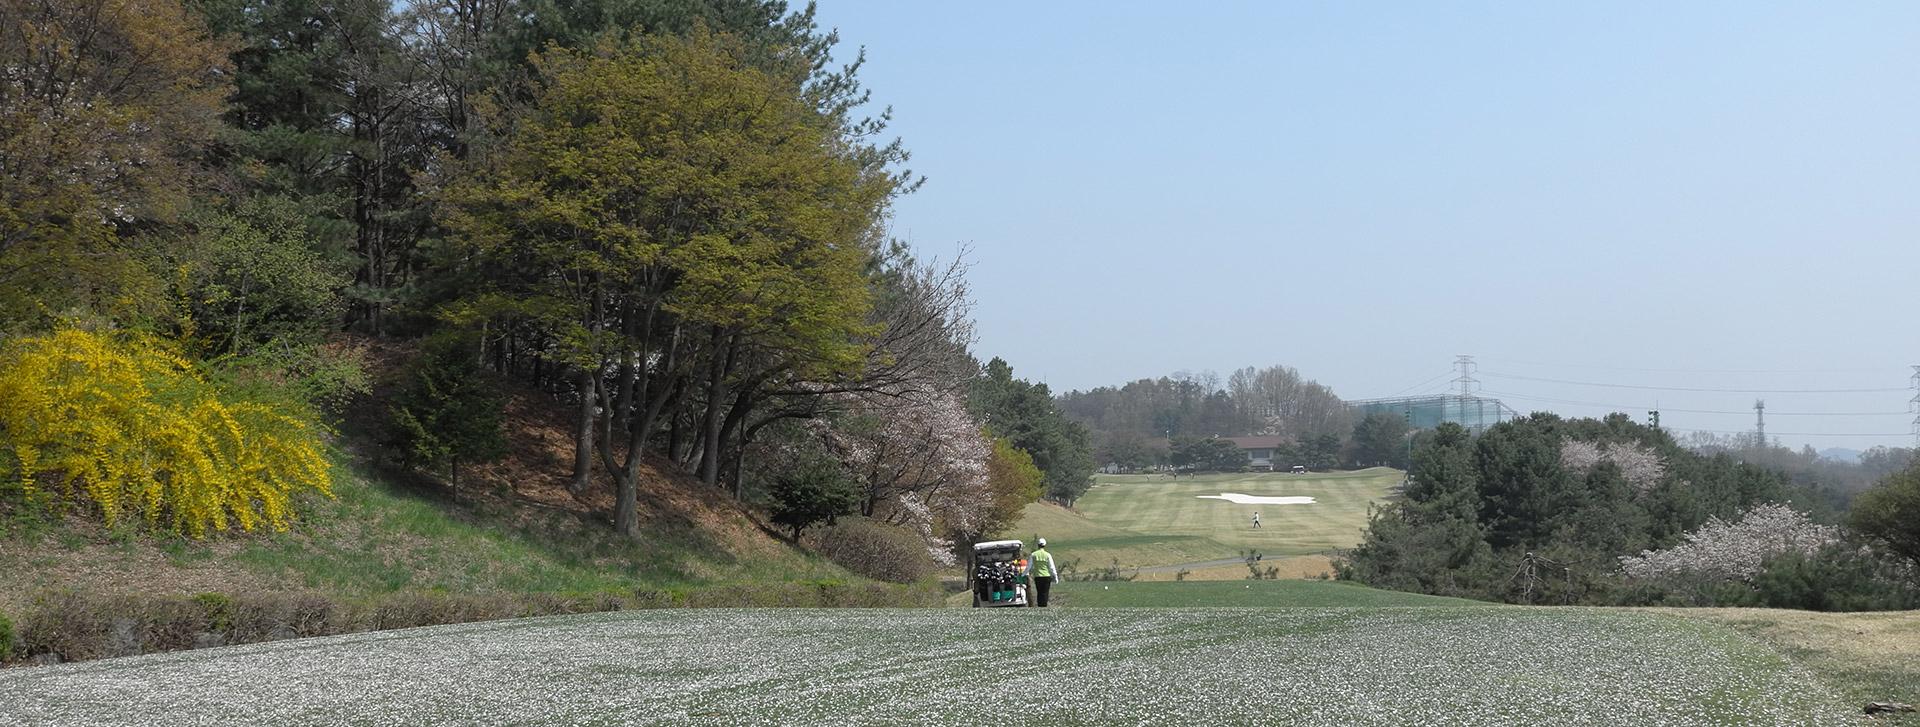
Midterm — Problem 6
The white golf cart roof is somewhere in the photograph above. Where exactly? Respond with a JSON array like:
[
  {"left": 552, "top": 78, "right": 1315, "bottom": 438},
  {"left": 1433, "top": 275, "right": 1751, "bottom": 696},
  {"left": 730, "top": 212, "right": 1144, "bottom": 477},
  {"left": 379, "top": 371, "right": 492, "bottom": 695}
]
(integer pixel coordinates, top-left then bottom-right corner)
[{"left": 973, "top": 539, "right": 1025, "bottom": 552}]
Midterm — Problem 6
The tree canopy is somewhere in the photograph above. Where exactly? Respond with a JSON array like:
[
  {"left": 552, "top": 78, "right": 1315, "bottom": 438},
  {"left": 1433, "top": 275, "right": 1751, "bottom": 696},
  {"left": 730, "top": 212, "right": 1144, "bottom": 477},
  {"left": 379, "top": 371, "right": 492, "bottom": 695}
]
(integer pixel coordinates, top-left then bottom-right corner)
[{"left": 1341, "top": 414, "right": 1916, "bottom": 610}]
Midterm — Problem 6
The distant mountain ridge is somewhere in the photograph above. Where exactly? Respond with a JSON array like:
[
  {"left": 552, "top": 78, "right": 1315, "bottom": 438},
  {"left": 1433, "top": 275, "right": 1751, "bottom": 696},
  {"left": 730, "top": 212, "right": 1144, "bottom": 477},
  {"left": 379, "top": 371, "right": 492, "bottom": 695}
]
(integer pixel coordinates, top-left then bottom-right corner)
[{"left": 1818, "top": 447, "right": 1862, "bottom": 464}]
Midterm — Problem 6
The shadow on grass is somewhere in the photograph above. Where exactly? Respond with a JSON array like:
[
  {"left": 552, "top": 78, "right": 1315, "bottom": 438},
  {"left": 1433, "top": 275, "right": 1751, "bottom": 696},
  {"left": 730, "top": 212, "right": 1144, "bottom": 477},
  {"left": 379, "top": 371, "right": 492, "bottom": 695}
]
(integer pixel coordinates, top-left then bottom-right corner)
[{"left": 226, "top": 442, "right": 778, "bottom": 598}]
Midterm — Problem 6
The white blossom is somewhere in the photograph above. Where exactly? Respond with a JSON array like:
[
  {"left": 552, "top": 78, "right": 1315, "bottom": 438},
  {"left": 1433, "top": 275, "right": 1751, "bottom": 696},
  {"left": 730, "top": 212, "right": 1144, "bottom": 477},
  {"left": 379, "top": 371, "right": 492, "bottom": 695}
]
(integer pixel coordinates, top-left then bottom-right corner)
[
  {"left": 1619, "top": 503, "right": 1837, "bottom": 582},
  {"left": 0, "top": 608, "right": 1850, "bottom": 725},
  {"left": 809, "top": 386, "right": 991, "bottom": 561},
  {"left": 1560, "top": 439, "right": 1666, "bottom": 494}
]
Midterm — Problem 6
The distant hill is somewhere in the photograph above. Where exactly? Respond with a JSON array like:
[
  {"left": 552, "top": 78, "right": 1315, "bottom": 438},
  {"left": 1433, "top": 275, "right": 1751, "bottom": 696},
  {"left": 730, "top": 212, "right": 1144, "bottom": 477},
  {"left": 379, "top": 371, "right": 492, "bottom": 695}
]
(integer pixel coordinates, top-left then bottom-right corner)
[{"left": 1818, "top": 447, "right": 1863, "bottom": 463}]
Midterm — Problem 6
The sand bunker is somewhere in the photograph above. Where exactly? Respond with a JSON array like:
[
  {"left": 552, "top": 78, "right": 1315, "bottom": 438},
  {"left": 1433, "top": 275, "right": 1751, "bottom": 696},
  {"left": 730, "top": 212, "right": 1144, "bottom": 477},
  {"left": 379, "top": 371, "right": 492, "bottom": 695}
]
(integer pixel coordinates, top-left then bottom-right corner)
[{"left": 1197, "top": 493, "right": 1316, "bottom": 505}]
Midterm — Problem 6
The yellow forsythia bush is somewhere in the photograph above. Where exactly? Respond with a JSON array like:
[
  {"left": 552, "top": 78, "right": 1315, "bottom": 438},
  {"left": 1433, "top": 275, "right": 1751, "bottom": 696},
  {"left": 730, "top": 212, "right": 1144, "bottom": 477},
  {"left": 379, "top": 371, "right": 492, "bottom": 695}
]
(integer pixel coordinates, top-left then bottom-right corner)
[{"left": 0, "top": 329, "right": 333, "bottom": 536}]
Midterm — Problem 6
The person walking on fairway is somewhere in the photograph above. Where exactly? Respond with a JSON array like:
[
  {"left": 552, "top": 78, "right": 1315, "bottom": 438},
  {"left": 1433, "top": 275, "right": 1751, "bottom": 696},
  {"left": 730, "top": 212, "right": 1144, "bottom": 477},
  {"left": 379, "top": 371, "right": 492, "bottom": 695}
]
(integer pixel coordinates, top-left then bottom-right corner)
[
  {"left": 1252, "top": 511, "right": 1261, "bottom": 529},
  {"left": 1031, "top": 537, "right": 1057, "bottom": 607}
]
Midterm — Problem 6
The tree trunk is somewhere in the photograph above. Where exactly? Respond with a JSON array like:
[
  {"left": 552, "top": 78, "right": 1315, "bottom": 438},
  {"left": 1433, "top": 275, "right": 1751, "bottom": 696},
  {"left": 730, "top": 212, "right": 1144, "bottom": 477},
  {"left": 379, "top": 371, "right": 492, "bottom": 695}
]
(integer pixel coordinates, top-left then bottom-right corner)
[
  {"left": 570, "top": 366, "right": 595, "bottom": 493},
  {"left": 611, "top": 375, "right": 684, "bottom": 538},
  {"left": 717, "top": 386, "right": 756, "bottom": 499},
  {"left": 697, "top": 329, "right": 735, "bottom": 487},
  {"left": 668, "top": 419, "right": 683, "bottom": 464},
  {"left": 613, "top": 351, "right": 635, "bottom": 433},
  {"left": 614, "top": 468, "right": 638, "bottom": 538},
  {"left": 613, "top": 299, "right": 638, "bottom": 433},
  {"left": 685, "top": 435, "right": 706, "bottom": 475},
  {"left": 600, "top": 325, "right": 683, "bottom": 539}
]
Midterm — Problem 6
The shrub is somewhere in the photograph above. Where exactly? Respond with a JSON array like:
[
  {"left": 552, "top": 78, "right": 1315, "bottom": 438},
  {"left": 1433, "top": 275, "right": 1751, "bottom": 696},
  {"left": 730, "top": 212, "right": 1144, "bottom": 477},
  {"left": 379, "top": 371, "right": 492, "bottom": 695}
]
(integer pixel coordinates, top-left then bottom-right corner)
[
  {"left": 1079, "top": 559, "right": 1137, "bottom": 582},
  {"left": 193, "top": 592, "right": 235, "bottom": 632},
  {"left": 364, "top": 592, "right": 529, "bottom": 631},
  {"left": 767, "top": 459, "right": 861, "bottom": 541},
  {"left": 1746, "top": 545, "right": 1920, "bottom": 612},
  {"left": 810, "top": 517, "right": 938, "bottom": 584},
  {"left": 17, "top": 590, "right": 116, "bottom": 661},
  {"left": 0, "top": 329, "right": 334, "bottom": 536},
  {"left": 228, "top": 591, "right": 338, "bottom": 641},
  {"left": 5, "top": 585, "right": 946, "bottom": 666}
]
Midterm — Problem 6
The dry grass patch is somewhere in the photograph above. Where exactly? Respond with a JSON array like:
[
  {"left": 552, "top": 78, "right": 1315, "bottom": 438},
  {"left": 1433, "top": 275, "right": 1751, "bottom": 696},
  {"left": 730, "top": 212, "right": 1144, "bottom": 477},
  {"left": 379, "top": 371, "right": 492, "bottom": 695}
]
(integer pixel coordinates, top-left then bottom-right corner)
[
  {"left": 1650, "top": 607, "right": 1920, "bottom": 723},
  {"left": 0, "top": 521, "right": 287, "bottom": 614}
]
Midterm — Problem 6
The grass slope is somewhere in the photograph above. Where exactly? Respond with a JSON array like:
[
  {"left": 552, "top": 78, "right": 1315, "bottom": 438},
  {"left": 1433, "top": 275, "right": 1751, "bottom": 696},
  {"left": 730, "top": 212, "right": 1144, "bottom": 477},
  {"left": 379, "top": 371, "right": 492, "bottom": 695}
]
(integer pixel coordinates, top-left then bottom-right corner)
[
  {"left": 1653, "top": 608, "right": 1920, "bottom": 723},
  {"left": 0, "top": 376, "right": 866, "bottom": 615},
  {"left": 0, "top": 608, "right": 1851, "bottom": 726},
  {"left": 1007, "top": 469, "right": 1401, "bottom": 572}
]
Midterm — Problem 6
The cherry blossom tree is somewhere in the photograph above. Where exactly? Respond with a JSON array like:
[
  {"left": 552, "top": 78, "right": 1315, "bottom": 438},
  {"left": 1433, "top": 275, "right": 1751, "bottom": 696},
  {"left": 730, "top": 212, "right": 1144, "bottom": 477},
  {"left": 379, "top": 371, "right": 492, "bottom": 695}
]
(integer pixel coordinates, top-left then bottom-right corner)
[
  {"left": 807, "top": 387, "right": 991, "bottom": 565},
  {"left": 1560, "top": 439, "right": 1667, "bottom": 494},
  {"left": 1618, "top": 503, "right": 1837, "bottom": 582}
]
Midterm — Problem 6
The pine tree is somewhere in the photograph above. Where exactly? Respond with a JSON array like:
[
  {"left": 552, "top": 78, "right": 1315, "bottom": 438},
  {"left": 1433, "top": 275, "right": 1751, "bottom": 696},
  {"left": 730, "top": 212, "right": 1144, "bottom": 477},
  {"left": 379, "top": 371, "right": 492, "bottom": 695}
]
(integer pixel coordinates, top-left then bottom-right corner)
[{"left": 390, "top": 336, "right": 507, "bottom": 497}]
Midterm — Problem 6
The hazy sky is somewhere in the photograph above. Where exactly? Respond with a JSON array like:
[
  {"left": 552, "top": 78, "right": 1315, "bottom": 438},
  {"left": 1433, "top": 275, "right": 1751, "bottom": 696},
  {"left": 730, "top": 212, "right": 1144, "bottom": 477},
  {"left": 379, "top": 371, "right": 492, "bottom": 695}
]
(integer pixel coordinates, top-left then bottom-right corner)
[{"left": 809, "top": 1, "right": 1920, "bottom": 450}]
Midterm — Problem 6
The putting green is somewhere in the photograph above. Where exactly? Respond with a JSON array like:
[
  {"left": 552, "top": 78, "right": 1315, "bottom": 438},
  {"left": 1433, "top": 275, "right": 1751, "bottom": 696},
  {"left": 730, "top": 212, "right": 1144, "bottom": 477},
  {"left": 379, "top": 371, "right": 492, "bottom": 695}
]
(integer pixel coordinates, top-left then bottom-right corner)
[{"left": 1005, "top": 468, "right": 1402, "bottom": 573}]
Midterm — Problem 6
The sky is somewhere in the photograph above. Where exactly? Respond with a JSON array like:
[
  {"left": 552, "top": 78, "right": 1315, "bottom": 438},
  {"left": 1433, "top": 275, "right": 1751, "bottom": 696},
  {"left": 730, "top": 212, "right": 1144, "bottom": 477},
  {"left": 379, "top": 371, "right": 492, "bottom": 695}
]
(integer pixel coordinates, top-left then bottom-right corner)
[{"left": 807, "top": 1, "right": 1920, "bottom": 450}]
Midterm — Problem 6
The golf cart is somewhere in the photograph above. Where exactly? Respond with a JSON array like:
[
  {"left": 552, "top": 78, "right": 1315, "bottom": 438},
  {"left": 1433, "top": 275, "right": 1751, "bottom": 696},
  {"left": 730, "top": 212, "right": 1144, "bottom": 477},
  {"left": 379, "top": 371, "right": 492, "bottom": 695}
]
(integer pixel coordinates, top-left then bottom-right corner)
[{"left": 970, "top": 540, "right": 1031, "bottom": 607}]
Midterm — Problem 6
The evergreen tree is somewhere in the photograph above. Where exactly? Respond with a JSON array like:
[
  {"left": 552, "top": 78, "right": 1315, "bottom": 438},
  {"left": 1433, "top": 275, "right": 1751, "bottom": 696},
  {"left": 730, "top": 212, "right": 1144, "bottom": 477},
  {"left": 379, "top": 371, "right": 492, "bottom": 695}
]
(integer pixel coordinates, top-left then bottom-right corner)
[
  {"left": 767, "top": 459, "right": 861, "bottom": 541},
  {"left": 390, "top": 335, "right": 507, "bottom": 496},
  {"left": 1848, "top": 463, "right": 1920, "bottom": 569},
  {"left": 969, "top": 358, "right": 1095, "bottom": 505},
  {"left": 1350, "top": 412, "right": 1411, "bottom": 469}
]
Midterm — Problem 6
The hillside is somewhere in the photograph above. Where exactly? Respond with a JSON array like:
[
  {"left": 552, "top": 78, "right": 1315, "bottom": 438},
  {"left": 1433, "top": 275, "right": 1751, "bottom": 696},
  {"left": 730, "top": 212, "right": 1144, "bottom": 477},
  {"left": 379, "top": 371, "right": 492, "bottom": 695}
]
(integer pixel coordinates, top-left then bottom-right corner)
[{"left": 0, "top": 364, "right": 916, "bottom": 620}]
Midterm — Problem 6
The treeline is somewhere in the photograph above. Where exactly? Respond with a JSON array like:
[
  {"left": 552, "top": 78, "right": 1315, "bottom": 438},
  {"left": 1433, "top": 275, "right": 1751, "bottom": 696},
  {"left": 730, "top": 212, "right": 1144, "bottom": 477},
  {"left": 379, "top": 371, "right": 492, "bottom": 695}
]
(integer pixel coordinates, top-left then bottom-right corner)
[
  {"left": 1343, "top": 414, "right": 1920, "bottom": 611},
  {"left": 1677, "top": 432, "right": 1914, "bottom": 502},
  {"left": 0, "top": 0, "right": 1091, "bottom": 556},
  {"left": 1058, "top": 365, "right": 1355, "bottom": 469}
]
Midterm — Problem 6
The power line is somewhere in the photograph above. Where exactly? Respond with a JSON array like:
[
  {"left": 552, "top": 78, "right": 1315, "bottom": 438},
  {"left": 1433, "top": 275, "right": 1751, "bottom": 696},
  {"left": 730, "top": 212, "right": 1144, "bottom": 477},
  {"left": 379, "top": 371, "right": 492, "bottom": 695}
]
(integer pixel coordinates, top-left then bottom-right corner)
[
  {"left": 1680, "top": 429, "right": 1915, "bottom": 438},
  {"left": 1384, "top": 371, "right": 1455, "bottom": 398},
  {"left": 1480, "top": 358, "right": 1890, "bottom": 375},
  {"left": 1485, "top": 390, "right": 1913, "bottom": 437},
  {"left": 1479, "top": 390, "right": 1910, "bottom": 416},
  {"left": 1481, "top": 372, "right": 1908, "bottom": 394}
]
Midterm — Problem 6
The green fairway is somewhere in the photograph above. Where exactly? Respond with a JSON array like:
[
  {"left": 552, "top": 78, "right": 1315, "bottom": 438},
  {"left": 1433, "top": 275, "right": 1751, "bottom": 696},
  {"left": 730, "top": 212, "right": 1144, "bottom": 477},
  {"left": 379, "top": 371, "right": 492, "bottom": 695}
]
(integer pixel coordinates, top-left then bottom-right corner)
[
  {"left": 0, "top": 608, "right": 1851, "bottom": 725},
  {"left": 1007, "top": 468, "right": 1402, "bottom": 572}
]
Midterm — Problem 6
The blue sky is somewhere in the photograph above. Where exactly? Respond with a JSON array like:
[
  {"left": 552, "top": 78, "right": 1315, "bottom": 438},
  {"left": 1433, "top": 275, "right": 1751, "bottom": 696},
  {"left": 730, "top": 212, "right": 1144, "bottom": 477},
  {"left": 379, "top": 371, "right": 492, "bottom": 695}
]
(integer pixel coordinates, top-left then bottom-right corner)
[{"left": 808, "top": 1, "right": 1920, "bottom": 449}]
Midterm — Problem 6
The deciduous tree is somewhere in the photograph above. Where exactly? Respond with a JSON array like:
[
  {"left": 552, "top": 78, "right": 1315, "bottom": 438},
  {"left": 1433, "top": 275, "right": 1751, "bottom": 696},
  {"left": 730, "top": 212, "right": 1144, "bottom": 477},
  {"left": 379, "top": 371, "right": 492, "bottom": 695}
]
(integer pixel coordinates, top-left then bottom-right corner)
[
  {"left": 440, "top": 30, "right": 888, "bottom": 535},
  {"left": 0, "top": 0, "right": 230, "bottom": 328}
]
